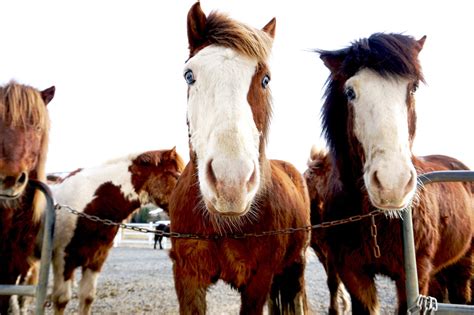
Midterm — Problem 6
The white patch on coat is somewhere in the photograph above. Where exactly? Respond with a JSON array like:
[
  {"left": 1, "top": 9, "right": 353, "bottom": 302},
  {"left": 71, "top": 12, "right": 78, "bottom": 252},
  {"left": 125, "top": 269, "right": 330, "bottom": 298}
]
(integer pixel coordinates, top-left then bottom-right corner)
[
  {"left": 51, "top": 153, "right": 142, "bottom": 297},
  {"left": 185, "top": 45, "right": 261, "bottom": 214},
  {"left": 345, "top": 69, "right": 416, "bottom": 209}
]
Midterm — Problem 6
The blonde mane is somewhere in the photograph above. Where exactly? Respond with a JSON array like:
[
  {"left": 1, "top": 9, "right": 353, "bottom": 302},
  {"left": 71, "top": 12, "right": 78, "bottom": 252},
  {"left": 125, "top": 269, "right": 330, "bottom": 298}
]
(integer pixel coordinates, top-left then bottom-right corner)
[
  {"left": 0, "top": 81, "right": 49, "bottom": 128},
  {"left": 205, "top": 11, "right": 273, "bottom": 63},
  {"left": 0, "top": 81, "right": 50, "bottom": 222}
]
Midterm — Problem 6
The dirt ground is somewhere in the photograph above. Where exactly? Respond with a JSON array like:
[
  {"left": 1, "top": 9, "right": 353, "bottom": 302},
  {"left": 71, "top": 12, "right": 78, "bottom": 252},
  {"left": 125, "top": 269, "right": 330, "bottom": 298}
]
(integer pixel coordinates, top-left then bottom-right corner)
[{"left": 30, "top": 244, "right": 397, "bottom": 314}]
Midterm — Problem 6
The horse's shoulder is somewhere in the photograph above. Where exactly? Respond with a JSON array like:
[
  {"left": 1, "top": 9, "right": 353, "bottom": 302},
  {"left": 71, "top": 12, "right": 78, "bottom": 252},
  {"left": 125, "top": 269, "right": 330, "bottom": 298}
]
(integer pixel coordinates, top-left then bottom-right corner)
[{"left": 269, "top": 159, "right": 309, "bottom": 204}]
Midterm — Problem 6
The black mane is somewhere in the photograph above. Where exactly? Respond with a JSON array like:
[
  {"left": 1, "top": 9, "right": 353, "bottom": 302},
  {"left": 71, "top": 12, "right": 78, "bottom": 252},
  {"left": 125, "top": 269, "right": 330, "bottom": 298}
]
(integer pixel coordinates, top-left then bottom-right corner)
[{"left": 317, "top": 33, "right": 424, "bottom": 178}]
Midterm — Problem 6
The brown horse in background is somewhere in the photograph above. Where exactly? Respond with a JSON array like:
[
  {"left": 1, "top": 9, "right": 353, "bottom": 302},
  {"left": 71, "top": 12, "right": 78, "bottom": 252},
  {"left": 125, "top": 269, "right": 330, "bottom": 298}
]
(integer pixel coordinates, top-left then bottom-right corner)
[
  {"left": 314, "top": 33, "right": 473, "bottom": 314},
  {"left": 169, "top": 3, "right": 310, "bottom": 314},
  {"left": 0, "top": 81, "right": 55, "bottom": 313},
  {"left": 303, "top": 146, "right": 350, "bottom": 315}
]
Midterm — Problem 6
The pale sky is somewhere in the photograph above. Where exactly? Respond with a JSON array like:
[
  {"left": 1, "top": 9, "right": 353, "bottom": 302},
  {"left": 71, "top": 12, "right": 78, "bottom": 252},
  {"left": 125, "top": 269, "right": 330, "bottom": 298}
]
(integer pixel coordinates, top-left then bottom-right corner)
[{"left": 1, "top": 1, "right": 473, "bottom": 174}]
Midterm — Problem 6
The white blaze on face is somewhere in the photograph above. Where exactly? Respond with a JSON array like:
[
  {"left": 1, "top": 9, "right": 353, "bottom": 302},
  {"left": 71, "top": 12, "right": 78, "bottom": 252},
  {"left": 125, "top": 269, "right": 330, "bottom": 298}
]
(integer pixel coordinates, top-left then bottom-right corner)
[
  {"left": 345, "top": 69, "right": 417, "bottom": 210},
  {"left": 185, "top": 45, "right": 261, "bottom": 215}
]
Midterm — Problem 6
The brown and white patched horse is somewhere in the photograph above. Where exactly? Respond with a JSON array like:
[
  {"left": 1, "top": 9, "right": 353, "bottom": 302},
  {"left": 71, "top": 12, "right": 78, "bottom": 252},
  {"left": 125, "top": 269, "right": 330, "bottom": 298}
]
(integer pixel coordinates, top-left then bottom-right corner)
[
  {"left": 314, "top": 33, "right": 473, "bottom": 314},
  {"left": 0, "top": 81, "right": 55, "bottom": 313},
  {"left": 50, "top": 148, "right": 184, "bottom": 315},
  {"left": 169, "top": 3, "right": 311, "bottom": 315}
]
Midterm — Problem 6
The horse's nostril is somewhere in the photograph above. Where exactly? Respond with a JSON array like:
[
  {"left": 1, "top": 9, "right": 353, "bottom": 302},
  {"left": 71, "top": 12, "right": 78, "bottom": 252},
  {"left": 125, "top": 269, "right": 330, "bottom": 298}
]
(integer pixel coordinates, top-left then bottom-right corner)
[
  {"left": 371, "top": 171, "right": 383, "bottom": 190},
  {"left": 17, "top": 172, "right": 27, "bottom": 185},
  {"left": 246, "top": 163, "right": 257, "bottom": 191},
  {"left": 206, "top": 159, "right": 217, "bottom": 190}
]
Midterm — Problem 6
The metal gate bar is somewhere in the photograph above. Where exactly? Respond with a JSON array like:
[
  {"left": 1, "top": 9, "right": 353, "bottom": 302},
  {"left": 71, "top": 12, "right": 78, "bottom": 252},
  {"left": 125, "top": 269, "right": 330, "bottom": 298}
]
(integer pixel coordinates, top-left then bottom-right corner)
[
  {"left": 403, "top": 170, "right": 474, "bottom": 314},
  {"left": 0, "top": 180, "right": 55, "bottom": 315}
]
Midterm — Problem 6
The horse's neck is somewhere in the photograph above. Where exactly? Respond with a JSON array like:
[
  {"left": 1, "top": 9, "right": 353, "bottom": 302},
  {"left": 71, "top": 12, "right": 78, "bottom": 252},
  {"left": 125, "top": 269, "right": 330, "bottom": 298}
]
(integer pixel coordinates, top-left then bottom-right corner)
[{"left": 326, "top": 152, "right": 369, "bottom": 217}]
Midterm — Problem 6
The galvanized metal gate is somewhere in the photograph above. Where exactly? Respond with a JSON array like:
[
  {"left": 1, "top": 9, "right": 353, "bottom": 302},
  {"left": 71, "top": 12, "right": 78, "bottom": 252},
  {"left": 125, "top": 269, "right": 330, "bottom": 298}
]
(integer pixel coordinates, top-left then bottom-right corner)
[
  {"left": 0, "top": 180, "right": 55, "bottom": 315},
  {"left": 404, "top": 171, "right": 474, "bottom": 314}
]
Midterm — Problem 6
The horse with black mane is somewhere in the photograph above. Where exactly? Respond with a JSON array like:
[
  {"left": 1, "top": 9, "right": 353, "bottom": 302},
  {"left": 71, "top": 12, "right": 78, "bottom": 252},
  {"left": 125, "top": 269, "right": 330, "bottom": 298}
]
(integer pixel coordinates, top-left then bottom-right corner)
[{"left": 313, "top": 33, "right": 473, "bottom": 314}]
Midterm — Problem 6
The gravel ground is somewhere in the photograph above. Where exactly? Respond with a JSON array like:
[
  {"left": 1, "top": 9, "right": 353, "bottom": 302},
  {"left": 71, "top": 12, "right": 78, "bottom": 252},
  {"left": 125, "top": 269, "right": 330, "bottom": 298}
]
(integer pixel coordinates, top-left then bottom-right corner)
[{"left": 35, "top": 244, "right": 398, "bottom": 314}]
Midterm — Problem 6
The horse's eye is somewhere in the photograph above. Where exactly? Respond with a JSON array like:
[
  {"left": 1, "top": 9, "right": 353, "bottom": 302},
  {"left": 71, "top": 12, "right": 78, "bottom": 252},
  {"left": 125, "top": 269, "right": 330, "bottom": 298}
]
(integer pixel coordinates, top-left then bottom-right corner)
[
  {"left": 184, "top": 70, "right": 195, "bottom": 85},
  {"left": 344, "top": 86, "right": 356, "bottom": 101},
  {"left": 410, "top": 82, "right": 419, "bottom": 95},
  {"left": 262, "top": 74, "right": 270, "bottom": 89}
]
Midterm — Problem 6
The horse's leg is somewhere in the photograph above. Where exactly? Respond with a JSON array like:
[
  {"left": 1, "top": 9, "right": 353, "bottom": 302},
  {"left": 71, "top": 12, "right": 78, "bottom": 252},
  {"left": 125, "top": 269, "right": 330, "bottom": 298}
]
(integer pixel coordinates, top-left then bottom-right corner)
[
  {"left": 241, "top": 269, "right": 273, "bottom": 315},
  {"left": 396, "top": 258, "right": 433, "bottom": 315},
  {"left": 19, "top": 262, "right": 39, "bottom": 315},
  {"left": 51, "top": 268, "right": 73, "bottom": 315},
  {"left": 441, "top": 252, "right": 472, "bottom": 304},
  {"left": 269, "top": 260, "right": 308, "bottom": 315},
  {"left": 171, "top": 241, "right": 215, "bottom": 315},
  {"left": 153, "top": 237, "right": 157, "bottom": 250},
  {"left": 340, "top": 269, "right": 378, "bottom": 315},
  {"left": 395, "top": 278, "right": 408, "bottom": 315},
  {"left": 159, "top": 236, "right": 164, "bottom": 250},
  {"left": 78, "top": 267, "right": 99, "bottom": 315},
  {"left": 326, "top": 261, "right": 342, "bottom": 315},
  {"left": 173, "top": 265, "right": 209, "bottom": 315}
]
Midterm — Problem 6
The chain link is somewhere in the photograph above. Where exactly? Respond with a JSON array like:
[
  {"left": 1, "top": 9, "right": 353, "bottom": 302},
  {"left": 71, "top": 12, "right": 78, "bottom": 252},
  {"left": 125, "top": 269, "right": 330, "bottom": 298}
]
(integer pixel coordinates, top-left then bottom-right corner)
[
  {"left": 55, "top": 204, "right": 384, "bottom": 240},
  {"left": 370, "top": 215, "right": 381, "bottom": 258}
]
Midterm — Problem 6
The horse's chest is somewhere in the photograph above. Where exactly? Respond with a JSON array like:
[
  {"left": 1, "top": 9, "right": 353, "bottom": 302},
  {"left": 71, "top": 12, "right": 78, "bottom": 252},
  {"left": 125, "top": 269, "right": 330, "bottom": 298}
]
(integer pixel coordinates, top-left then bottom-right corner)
[{"left": 218, "top": 240, "right": 269, "bottom": 287}]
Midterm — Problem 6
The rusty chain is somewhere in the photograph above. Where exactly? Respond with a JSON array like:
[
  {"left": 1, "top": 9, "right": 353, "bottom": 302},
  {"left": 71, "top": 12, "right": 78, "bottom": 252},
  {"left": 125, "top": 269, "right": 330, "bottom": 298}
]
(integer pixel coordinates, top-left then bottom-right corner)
[{"left": 55, "top": 204, "right": 384, "bottom": 240}]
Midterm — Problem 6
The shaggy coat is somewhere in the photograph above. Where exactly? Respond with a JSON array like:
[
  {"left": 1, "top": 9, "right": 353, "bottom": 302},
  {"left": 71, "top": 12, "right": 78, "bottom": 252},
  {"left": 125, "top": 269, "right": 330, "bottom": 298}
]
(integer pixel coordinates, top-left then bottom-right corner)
[
  {"left": 0, "top": 81, "right": 55, "bottom": 313},
  {"left": 316, "top": 33, "right": 473, "bottom": 314},
  {"left": 50, "top": 148, "right": 184, "bottom": 315},
  {"left": 169, "top": 3, "right": 310, "bottom": 315}
]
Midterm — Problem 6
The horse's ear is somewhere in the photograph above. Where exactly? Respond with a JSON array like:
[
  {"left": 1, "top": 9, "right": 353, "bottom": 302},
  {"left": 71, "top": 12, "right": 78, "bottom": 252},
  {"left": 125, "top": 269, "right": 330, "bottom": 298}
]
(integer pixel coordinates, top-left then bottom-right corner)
[
  {"left": 137, "top": 151, "right": 162, "bottom": 166},
  {"left": 41, "top": 86, "right": 55, "bottom": 106},
  {"left": 162, "top": 147, "right": 177, "bottom": 160},
  {"left": 319, "top": 50, "right": 346, "bottom": 74},
  {"left": 187, "top": 2, "right": 207, "bottom": 51},
  {"left": 416, "top": 35, "right": 427, "bottom": 53},
  {"left": 262, "top": 18, "right": 276, "bottom": 39}
]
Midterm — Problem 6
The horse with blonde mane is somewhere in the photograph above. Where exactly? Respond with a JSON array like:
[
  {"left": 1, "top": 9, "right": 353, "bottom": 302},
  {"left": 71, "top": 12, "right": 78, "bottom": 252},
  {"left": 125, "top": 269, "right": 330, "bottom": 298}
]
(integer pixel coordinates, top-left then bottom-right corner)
[
  {"left": 0, "top": 81, "right": 55, "bottom": 313},
  {"left": 169, "top": 3, "right": 311, "bottom": 314}
]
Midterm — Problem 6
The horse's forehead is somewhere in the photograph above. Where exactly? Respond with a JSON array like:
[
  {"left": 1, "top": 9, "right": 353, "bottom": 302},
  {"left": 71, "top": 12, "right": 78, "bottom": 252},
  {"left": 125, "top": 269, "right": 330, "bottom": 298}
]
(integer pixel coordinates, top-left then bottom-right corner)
[
  {"left": 187, "top": 45, "right": 258, "bottom": 73},
  {"left": 346, "top": 69, "right": 410, "bottom": 92}
]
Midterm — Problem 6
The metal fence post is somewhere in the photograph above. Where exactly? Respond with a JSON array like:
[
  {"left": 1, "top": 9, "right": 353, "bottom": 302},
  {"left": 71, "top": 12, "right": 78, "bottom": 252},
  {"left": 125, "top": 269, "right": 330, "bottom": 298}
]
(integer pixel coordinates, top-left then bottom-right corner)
[
  {"left": 31, "top": 180, "right": 55, "bottom": 315},
  {"left": 403, "top": 170, "right": 474, "bottom": 314},
  {"left": 0, "top": 180, "right": 55, "bottom": 315}
]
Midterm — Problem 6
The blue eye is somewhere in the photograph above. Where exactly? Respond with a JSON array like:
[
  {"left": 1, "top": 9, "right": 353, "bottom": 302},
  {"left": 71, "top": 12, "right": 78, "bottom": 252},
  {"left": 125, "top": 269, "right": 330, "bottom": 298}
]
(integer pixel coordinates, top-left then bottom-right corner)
[
  {"left": 184, "top": 70, "right": 195, "bottom": 85},
  {"left": 262, "top": 74, "right": 270, "bottom": 89},
  {"left": 344, "top": 86, "right": 356, "bottom": 101}
]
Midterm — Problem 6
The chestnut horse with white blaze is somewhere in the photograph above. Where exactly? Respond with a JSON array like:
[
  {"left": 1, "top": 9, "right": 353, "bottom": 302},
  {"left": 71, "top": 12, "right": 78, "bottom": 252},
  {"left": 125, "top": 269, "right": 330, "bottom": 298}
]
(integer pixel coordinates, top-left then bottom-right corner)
[
  {"left": 50, "top": 148, "right": 184, "bottom": 315},
  {"left": 0, "top": 81, "right": 55, "bottom": 313},
  {"left": 314, "top": 33, "right": 473, "bottom": 314},
  {"left": 169, "top": 3, "right": 311, "bottom": 315}
]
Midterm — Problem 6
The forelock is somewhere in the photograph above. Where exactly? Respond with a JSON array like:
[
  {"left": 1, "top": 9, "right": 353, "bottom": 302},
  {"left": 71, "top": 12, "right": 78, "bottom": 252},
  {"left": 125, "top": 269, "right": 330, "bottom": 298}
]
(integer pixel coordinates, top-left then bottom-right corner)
[{"left": 204, "top": 11, "right": 273, "bottom": 63}]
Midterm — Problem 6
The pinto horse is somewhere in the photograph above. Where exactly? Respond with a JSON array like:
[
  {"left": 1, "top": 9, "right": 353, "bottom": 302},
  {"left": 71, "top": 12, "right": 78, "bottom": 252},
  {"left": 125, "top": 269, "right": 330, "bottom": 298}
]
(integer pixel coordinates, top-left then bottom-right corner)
[
  {"left": 0, "top": 81, "right": 55, "bottom": 313},
  {"left": 169, "top": 3, "right": 311, "bottom": 314},
  {"left": 50, "top": 148, "right": 184, "bottom": 315},
  {"left": 313, "top": 33, "right": 473, "bottom": 314}
]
